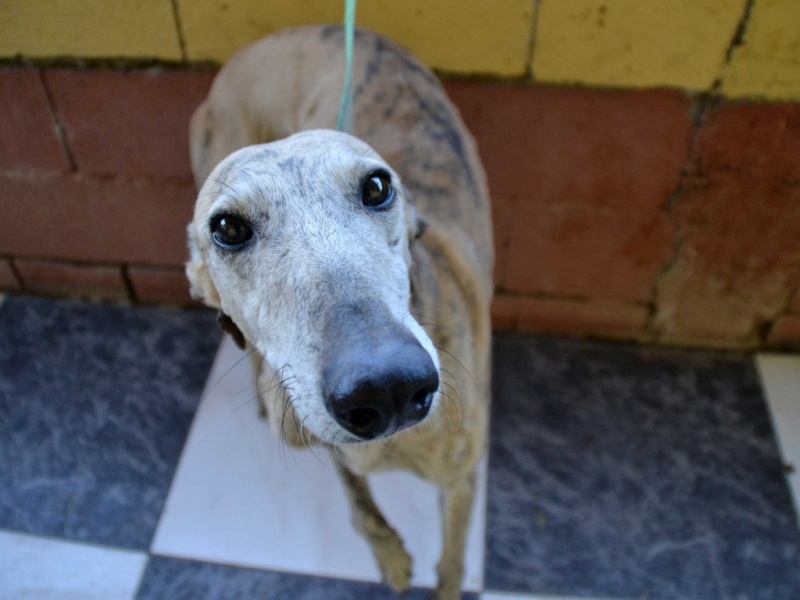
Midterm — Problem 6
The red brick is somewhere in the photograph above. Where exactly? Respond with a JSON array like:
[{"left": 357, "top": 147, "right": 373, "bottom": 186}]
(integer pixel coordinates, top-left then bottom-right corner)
[
  {"left": 128, "top": 266, "right": 195, "bottom": 305},
  {"left": 446, "top": 83, "right": 693, "bottom": 303},
  {"left": 491, "top": 294, "right": 518, "bottom": 331},
  {"left": 654, "top": 186, "right": 800, "bottom": 346},
  {"left": 654, "top": 103, "right": 800, "bottom": 346},
  {"left": 692, "top": 103, "right": 800, "bottom": 179},
  {"left": 768, "top": 315, "right": 800, "bottom": 348},
  {"left": 0, "top": 172, "right": 196, "bottom": 267},
  {"left": 446, "top": 83, "right": 693, "bottom": 203},
  {"left": 510, "top": 294, "right": 648, "bottom": 339},
  {"left": 0, "top": 69, "right": 71, "bottom": 172},
  {"left": 0, "top": 258, "right": 20, "bottom": 290},
  {"left": 44, "top": 69, "right": 216, "bottom": 178},
  {"left": 15, "top": 259, "right": 128, "bottom": 300},
  {"left": 790, "top": 290, "right": 800, "bottom": 313},
  {"left": 505, "top": 192, "right": 673, "bottom": 303}
]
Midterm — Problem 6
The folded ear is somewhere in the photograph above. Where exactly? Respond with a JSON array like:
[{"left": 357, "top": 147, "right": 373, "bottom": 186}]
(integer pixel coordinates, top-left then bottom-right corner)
[
  {"left": 217, "top": 311, "right": 247, "bottom": 349},
  {"left": 185, "top": 224, "right": 222, "bottom": 309},
  {"left": 405, "top": 202, "right": 428, "bottom": 241}
]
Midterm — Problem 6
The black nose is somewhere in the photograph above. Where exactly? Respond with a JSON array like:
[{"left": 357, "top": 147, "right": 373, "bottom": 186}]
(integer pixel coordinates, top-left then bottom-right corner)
[{"left": 323, "top": 337, "right": 439, "bottom": 440}]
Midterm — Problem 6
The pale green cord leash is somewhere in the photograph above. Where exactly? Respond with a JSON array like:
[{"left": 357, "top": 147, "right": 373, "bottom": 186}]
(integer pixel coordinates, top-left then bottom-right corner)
[{"left": 335, "top": 0, "right": 358, "bottom": 134}]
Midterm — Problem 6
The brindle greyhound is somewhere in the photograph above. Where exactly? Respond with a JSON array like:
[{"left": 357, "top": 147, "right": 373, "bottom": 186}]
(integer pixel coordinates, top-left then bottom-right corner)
[{"left": 186, "top": 26, "right": 493, "bottom": 600}]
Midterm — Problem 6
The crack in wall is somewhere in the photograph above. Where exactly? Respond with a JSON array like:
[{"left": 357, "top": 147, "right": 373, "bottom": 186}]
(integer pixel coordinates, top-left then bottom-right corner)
[
  {"left": 643, "top": 95, "right": 715, "bottom": 343},
  {"left": 645, "top": 1, "right": 764, "bottom": 345},
  {"left": 720, "top": 0, "right": 800, "bottom": 345}
]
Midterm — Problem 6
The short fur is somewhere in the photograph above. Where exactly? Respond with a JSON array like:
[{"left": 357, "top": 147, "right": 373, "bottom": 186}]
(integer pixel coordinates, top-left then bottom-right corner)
[{"left": 187, "top": 26, "right": 493, "bottom": 600}]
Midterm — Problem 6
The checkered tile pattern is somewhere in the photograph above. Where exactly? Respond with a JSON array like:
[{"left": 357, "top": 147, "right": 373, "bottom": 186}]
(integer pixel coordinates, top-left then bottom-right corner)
[{"left": 1, "top": 295, "right": 798, "bottom": 599}]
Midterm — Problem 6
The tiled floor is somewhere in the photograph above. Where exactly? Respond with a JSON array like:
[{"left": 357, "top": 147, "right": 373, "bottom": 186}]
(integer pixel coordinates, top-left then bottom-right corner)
[{"left": 1, "top": 294, "right": 798, "bottom": 600}]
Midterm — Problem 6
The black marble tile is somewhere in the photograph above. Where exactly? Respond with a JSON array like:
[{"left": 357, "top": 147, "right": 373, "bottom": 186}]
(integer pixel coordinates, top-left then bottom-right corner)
[
  {"left": 485, "top": 335, "right": 800, "bottom": 600},
  {"left": 136, "top": 556, "right": 479, "bottom": 600},
  {"left": 0, "top": 296, "right": 220, "bottom": 549}
]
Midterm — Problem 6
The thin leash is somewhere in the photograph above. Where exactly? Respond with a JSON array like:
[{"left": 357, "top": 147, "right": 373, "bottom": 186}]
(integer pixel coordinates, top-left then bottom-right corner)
[{"left": 335, "top": 0, "right": 358, "bottom": 134}]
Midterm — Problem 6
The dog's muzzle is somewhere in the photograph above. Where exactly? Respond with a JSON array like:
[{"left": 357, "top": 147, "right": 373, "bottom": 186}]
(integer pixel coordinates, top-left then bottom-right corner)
[{"left": 322, "top": 317, "right": 439, "bottom": 441}]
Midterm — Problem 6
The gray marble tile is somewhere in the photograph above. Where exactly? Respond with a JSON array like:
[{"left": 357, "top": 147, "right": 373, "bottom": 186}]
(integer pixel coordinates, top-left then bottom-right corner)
[
  {"left": 0, "top": 296, "right": 220, "bottom": 549},
  {"left": 485, "top": 335, "right": 800, "bottom": 600},
  {"left": 137, "top": 556, "right": 479, "bottom": 600}
]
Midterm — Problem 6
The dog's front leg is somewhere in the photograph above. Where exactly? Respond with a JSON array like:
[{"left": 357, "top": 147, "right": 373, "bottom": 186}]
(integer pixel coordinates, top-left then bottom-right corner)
[
  {"left": 333, "top": 460, "right": 413, "bottom": 593},
  {"left": 435, "top": 471, "right": 477, "bottom": 600}
]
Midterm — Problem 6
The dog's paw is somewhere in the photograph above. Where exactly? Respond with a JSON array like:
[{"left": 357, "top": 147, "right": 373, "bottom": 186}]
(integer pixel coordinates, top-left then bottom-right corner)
[
  {"left": 378, "top": 542, "right": 412, "bottom": 593},
  {"left": 432, "top": 581, "right": 462, "bottom": 600}
]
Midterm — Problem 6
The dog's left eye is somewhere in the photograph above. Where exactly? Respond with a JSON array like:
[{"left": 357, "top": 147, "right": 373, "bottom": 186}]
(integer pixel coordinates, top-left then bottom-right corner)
[
  {"left": 210, "top": 214, "right": 253, "bottom": 249},
  {"left": 361, "top": 171, "right": 395, "bottom": 209}
]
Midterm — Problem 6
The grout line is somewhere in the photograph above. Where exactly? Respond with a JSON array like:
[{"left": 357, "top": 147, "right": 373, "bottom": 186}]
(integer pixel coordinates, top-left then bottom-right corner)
[
  {"left": 38, "top": 69, "right": 79, "bottom": 172},
  {"left": 724, "top": 0, "right": 756, "bottom": 65},
  {"left": 120, "top": 265, "right": 138, "bottom": 303},
  {"left": 525, "top": 0, "right": 542, "bottom": 81},
  {"left": 170, "top": 0, "right": 189, "bottom": 62},
  {"left": 711, "top": 0, "right": 756, "bottom": 94},
  {"left": 0, "top": 529, "right": 149, "bottom": 558},
  {"left": 755, "top": 353, "right": 800, "bottom": 525},
  {"left": 3, "top": 256, "right": 25, "bottom": 295},
  {"left": 147, "top": 338, "right": 231, "bottom": 557},
  {"left": 131, "top": 554, "right": 151, "bottom": 600},
  {"left": 8, "top": 257, "right": 23, "bottom": 291}
]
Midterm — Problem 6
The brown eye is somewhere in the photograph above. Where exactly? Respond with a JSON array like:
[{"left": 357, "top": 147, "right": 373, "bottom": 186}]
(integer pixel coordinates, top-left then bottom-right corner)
[
  {"left": 361, "top": 171, "right": 395, "bottom": 209},
  {"left": 210, "top": 214, "right": 253, "bottom": 249}
]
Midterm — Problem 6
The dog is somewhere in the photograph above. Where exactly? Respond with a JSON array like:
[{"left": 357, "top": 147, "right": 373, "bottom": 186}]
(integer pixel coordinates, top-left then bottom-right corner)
[{"left": 186, "top": 25, "right": 493, "bottom": 600}]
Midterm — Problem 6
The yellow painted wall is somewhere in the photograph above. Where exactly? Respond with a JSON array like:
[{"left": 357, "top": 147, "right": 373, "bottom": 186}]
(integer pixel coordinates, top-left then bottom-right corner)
[
  {"left": 0, "top": 0, "right": 181, "bottom": 60},
  {"left": 722, "top": 0, "right": 800, "bottom": 101},
  {"left": 179, "top": 0, "right": 532, "bottom": 76},
  {"left": 0, "top": 0, "right": 531, "bottom": 76},
  {"left": 0, "top": 0, "right": 798, "bottom": 101},
  {"left": 532, "top": 0, "right": 746, "bottom": 90}
]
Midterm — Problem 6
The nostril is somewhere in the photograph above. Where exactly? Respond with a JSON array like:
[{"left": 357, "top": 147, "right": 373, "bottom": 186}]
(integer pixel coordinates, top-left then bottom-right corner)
[
  {"left": 340, "top": 406, "right": 387, "bottom": 439},
  {"left": 410, "top": 386, "right": 434, "bottom": 417}
]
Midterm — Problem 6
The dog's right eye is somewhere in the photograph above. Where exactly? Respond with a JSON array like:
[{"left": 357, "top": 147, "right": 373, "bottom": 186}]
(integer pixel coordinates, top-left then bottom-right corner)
[
  {"left": 210, "top": 214, "right": 253, "bottom": 249},
  {"left": 361, "top": 170, "right": 395, "bottom": 210}
]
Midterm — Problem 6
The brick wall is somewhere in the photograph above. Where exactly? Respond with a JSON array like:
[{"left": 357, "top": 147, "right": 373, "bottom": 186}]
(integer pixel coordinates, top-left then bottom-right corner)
[
  {"left": 0, "top": 68, "right": 214, "bottom": 304},
  {"left": 1, "top": 0, "right": 799, "bottom": 350}
]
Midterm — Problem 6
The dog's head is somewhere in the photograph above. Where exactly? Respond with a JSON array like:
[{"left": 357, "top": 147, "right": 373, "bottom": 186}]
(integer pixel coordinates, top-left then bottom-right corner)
[{"left": 187, "top": 130, "right": 439, "bottom": 445}]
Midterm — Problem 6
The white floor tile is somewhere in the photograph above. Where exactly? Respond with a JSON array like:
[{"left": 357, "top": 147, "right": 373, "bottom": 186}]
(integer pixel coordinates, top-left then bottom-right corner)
[
  {"left": 0, "top": 530, "right": 147, "bottom": 600},
  {"left": 152, "top": 337, "right": 486, "bottom": 591},
  {"left": 756, "top": 353, "right": 800, "bottom": 520}
]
